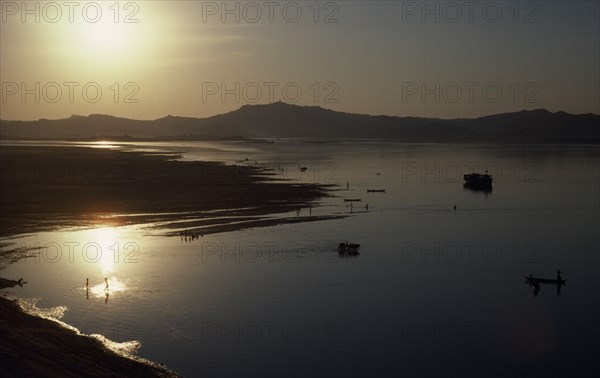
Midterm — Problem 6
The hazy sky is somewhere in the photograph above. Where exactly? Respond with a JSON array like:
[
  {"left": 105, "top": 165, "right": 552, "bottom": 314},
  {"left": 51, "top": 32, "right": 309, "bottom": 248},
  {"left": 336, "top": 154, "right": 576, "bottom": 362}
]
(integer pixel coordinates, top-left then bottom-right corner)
[{"left": 1, "top": 0, "right": 598, "bottom": 120}]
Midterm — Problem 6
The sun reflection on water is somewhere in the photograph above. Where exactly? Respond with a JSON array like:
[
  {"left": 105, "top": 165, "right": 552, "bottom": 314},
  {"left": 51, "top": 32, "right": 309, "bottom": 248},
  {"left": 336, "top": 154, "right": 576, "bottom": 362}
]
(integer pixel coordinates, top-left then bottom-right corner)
[
  {"left": 88, "top": 226, "right": 121, "bottom": 276},
  {"left": 88, "top": 278, "right": 127, "bottom": 298},
  {"left": 84, "top": 226, "right": 131, "bottom": 299},
  {"left": 90, "top": 141, "right": 117, "bottom": 149}
]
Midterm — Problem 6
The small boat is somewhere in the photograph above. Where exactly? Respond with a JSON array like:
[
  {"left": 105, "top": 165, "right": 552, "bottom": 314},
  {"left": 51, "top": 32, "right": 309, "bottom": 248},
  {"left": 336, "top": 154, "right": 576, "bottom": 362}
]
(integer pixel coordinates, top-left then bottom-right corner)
[
  {"left": 338, "top": 242, "right": 360, "bottom": 256},
  {"left": 344, "top": 198, "right": 362, "bottom": 202},
  {"left": 463, "top": 171, "right": 493, "bottom": 189},
  {"left": 525, "top": 276, "right": 566, "bottom": 285},
  {"left": 367, "top": 189, "right": 386, "bottom": 193}
]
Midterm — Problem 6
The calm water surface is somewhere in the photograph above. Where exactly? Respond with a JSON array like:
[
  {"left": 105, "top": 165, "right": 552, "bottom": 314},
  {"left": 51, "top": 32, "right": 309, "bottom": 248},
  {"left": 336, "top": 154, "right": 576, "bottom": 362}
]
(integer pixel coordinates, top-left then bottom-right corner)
[{"left": 2, "top": 141, "right": 599, "bottom": 377}]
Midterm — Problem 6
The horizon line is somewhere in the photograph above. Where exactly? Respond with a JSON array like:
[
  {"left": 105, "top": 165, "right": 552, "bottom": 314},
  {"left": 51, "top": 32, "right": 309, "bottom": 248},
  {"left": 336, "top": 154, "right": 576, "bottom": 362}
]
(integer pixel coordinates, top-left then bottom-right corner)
[{"left": 1, "top": 103, "right": 599, "bottom": 123}]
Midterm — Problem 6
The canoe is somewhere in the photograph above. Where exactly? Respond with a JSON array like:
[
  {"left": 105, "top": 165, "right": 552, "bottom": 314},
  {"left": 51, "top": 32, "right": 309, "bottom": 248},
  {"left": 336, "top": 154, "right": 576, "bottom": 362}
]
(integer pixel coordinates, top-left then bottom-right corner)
[
  {"left": 344, "top": 199, "right": 362, "bottom": 202},
  {"left": 525, "top": 276, "right": 566, "bottom": 285}
]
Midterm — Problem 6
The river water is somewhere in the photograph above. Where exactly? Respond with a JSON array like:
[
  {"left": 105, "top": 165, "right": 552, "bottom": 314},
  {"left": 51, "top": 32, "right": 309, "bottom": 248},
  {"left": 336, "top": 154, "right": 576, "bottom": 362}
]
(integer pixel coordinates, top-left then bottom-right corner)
[{"left": 1, "top": 140, "right": 598, "bottom": 377}]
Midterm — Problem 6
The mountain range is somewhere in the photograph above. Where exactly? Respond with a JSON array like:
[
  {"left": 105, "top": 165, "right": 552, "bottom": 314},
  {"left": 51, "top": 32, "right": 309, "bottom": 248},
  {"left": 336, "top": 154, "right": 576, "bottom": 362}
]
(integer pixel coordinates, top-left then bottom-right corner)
[{"left": 1, "top": 102, "right": 598, "bottom": 141}]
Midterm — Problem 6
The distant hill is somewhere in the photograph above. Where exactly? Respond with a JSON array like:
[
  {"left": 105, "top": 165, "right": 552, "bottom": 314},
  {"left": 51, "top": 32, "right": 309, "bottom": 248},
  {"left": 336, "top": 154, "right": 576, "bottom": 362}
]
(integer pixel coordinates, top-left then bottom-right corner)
[
  {"left": 449, "top": 109, "right": 600, "bottom": 140},
  {"left": 1, "top": 103, "right": 598, "bottom": 141}
]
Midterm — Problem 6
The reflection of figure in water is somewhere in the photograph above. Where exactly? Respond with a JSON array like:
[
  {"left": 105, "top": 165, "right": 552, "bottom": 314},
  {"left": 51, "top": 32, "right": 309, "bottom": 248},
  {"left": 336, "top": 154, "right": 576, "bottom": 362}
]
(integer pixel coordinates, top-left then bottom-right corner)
[
  {"left": 86, "top": 278, "right": 89, "bottom": 300},
  {"left": 105, "top": 292, "right": 109, "bottom": 303},
  {"left": 527, "top": 274, "right": 540, "bottom": 296},
  {"left": 532, "top": 281, "right": 540, "bottom": 297},
  {"left": 527, "top": 275, "right": 541, "bottom": 296}
]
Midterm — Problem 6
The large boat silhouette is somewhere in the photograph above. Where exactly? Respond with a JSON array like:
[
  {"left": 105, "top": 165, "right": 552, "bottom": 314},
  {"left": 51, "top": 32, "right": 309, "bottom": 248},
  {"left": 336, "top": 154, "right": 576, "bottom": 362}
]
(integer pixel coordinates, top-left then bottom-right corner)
[{"left": 463, "top": 171, "right": 493, "bottom": 190}]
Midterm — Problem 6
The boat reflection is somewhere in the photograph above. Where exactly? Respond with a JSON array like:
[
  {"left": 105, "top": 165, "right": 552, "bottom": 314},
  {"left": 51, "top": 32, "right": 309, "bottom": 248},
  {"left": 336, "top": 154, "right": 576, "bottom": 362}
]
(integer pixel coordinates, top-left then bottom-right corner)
[{"left": 463, "top": 183, "right": 493, "bottom": 195}]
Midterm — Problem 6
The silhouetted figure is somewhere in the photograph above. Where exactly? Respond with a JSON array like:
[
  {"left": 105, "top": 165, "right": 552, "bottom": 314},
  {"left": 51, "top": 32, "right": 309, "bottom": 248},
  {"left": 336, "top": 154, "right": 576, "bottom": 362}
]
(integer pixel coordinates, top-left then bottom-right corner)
[
  {"left": 453, "top": 205, "right": 456, "bottom": 211},
  {"left": 556, "top": 270, "right": 563, "bottom": 296},
  {"left": 86, "top": 278, "right": 89, "bottom": 287},
  {"left": 346, "top": 181, "right": 350, "bottom": 190},
  {"left": 104, "top": 277, "right": 109, "bottom": 290},
  {"left": 366, "top": 204, "right": 369, "bottom": 210}
]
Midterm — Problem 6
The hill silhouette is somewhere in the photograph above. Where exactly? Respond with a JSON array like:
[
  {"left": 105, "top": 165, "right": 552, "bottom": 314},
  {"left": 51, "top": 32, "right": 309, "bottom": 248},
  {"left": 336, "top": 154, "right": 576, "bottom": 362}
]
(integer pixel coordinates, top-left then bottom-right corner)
[{"left": 1, "top": 103, "right": 598, "bottom": 141}]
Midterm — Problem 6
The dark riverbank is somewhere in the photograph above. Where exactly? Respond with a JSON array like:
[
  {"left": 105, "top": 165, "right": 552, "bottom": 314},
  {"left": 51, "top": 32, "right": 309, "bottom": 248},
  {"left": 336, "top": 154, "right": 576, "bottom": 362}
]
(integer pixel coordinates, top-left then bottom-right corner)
[
  {"left": 0, "top": 145, "right": 336, "bottom": 237},
  {"left": 0, "top": 294, "right": 179, "bottom": 378}
]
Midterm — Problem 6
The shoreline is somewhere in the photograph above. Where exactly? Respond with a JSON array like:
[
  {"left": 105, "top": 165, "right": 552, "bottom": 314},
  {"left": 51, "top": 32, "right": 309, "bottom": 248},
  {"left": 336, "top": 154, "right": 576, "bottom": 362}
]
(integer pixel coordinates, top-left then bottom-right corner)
[
  {"left": 1, "top": 276, "right": 178, "bottom": 377},
  {"left": 0, "top": 294, "right": 179, "bottom": 378}
]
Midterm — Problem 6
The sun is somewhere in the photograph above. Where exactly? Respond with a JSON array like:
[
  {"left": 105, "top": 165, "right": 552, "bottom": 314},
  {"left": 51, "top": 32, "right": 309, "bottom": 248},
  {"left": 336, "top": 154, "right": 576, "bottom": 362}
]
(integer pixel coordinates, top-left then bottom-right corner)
[
  {"left": 77, "top": 18, "right": 138, "bottom": 56},
  {"left": 47, "top": 2, "right": 170, "bottom": 73}
]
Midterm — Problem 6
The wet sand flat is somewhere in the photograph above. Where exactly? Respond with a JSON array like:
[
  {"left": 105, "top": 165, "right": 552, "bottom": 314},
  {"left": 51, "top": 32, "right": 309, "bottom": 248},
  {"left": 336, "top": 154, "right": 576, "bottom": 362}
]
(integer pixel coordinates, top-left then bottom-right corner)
[{"left": 0, "top": 145, "right": 335, "bottom": 237}]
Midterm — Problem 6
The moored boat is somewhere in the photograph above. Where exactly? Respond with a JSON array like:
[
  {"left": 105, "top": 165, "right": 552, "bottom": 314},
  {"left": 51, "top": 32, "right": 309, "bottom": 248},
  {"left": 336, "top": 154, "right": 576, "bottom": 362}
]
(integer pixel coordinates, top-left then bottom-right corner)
[{"left": 463, "top": 171, "right": 493, "bottom": 190}]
